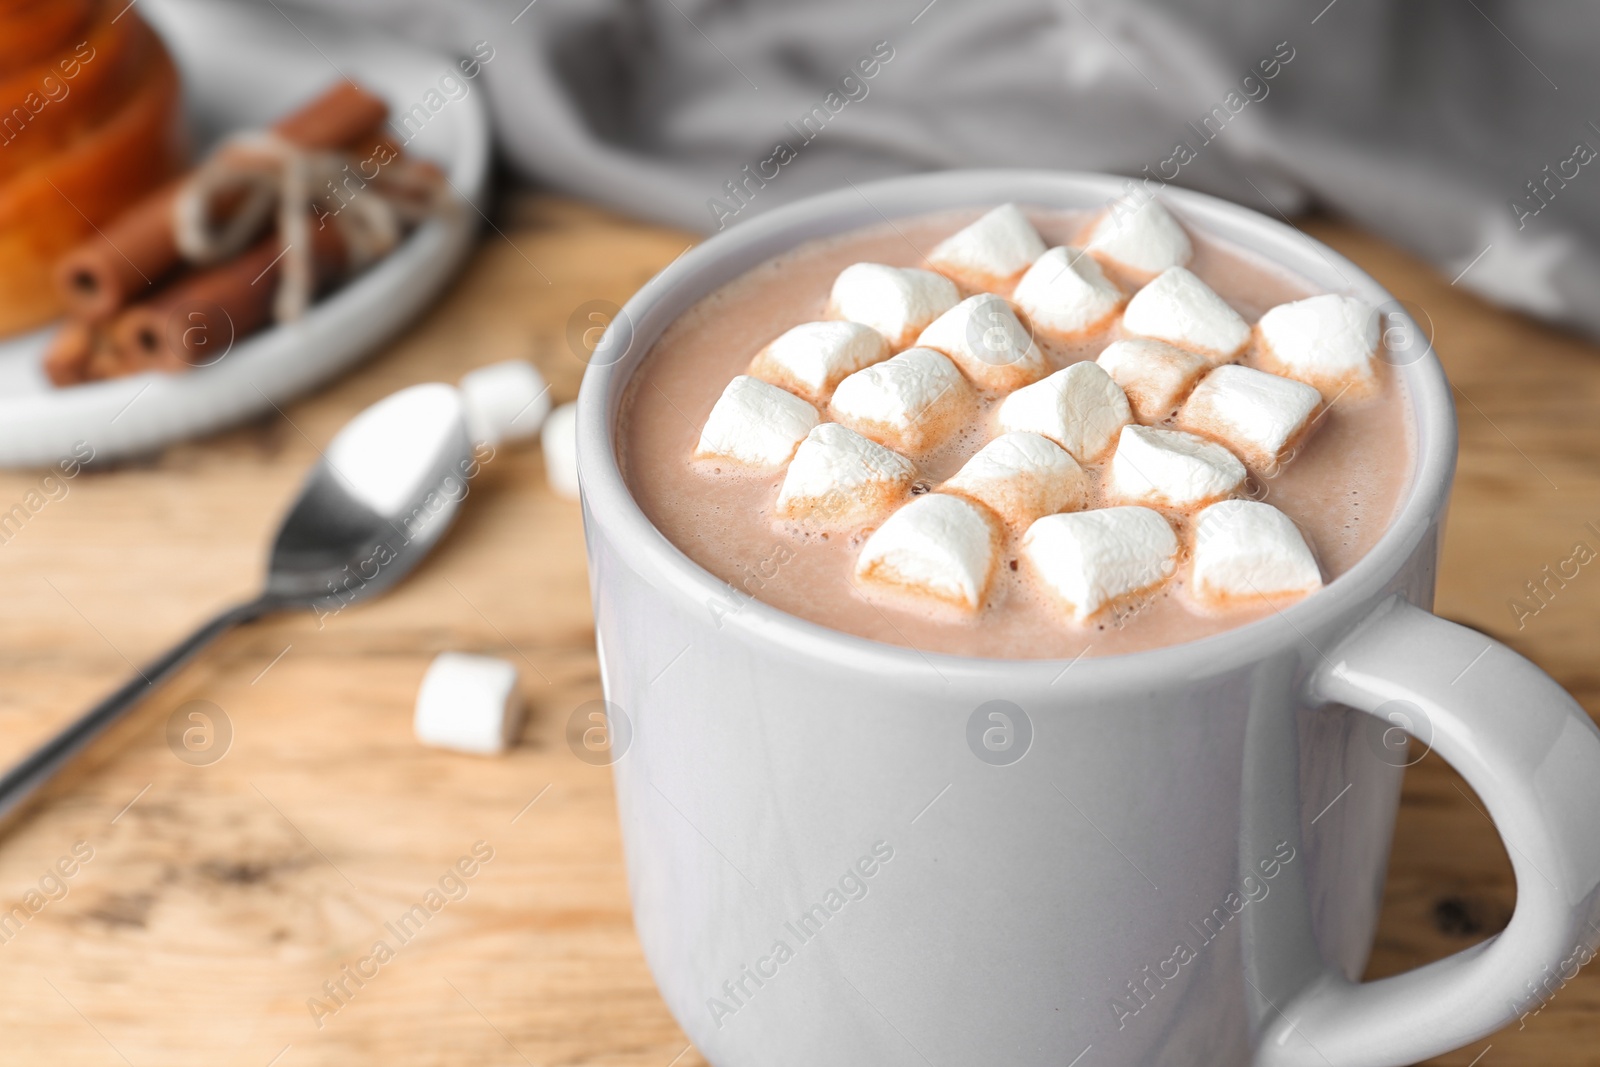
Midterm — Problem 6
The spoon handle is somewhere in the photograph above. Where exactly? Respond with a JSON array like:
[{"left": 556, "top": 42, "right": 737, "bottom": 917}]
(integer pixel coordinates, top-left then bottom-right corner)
[{"left": 0, "top": 597, "right": 269, "bottom": 831}]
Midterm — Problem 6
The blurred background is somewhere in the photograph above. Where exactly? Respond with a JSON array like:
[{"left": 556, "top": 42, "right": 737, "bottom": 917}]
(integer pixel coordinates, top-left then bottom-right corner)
[{"left": 0, "top": 1, "right": 1597, "bottom": 1065}]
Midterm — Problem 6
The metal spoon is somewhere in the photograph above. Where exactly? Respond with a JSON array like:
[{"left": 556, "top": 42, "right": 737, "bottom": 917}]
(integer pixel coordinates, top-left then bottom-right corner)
[{"left": 0, "top": 381, "right": 481, "bottom": 829}]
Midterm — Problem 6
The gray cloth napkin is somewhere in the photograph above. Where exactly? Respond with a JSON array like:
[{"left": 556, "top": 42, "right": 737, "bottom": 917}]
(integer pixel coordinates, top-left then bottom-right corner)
[{"left": 287, "top": 0, "right": 1600, "bottom": 337}]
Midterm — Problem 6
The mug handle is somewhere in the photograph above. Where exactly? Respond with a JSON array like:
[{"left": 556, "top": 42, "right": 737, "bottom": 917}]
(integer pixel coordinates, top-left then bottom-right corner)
[{"left": 1257, "top": 597, "right": 1600, "bottom": 1067}]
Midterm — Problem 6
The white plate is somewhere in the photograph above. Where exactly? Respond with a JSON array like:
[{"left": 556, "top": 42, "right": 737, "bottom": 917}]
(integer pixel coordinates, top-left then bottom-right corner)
[{"left": 0, "top": 0, "right": 489, "bottom": 467}]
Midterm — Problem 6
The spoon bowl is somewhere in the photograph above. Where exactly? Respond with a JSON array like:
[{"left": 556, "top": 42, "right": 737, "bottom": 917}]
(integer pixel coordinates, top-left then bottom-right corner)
[{"left": 266, "top": 383, "right": 476, "bottom": 608}]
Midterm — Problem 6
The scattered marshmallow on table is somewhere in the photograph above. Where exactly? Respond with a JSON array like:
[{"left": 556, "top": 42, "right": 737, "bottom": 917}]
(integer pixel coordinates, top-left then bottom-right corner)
[
  {"left": 1095, "top": 338, "right": 1210, "bottom": 422},
  {"left": 855, "top": 493, "right": 999, "bottom": 611},
  {"left": 695, "top": 374, "right": 819, "bottom": 470},
  {"left": 1022, "top": 506, "right": 1178, "bottom": 621},
  {"left": 830, "top": 346, "right": 973, "bottom": 454},
  {"left": 1084, "top": 194, "right": 1194, "bottom": 280},
  {"left": 996, "top": 360, "right": 1132, "bottom": 464},
  {"left": 1255, "top": 293, "right": 1381, "bottom": 398},
  {"left": 414, "top": 652, "right": 524, "bottom": 755},
  {"left": 542, "top": 401, "right": 579, "bottom": 500},
  {"left": 749, "top": 320, "right": 890, "bottom": 404},
  {"left": 1121, "top": 266, "right": 1251, "bottom": 363},
  {"left": 829, "top": 263, "right": 960, "bottom": 350},
  {"left": 1177, "top": 364, "right": 1322, "bottom": 471},
  {"left": 942, "top": 431, "right": 1087, "bottom": 528},
  {"left": 916, "top": 293, "right": 1049, "bottom": 393},
  {"left": 775, "top": 422, "right": 916, "bottom": 528},
  {"left": 1110, "top": 425, "right": 1246, "bottom": 509},
  {"left": 1011, "top": 247, "right": 1124, "bottom": 338},
  {"left": 459, "top": 359, "right": 550, "bottom": 446},
  {"left": 1191, "top": 499, "right": 1322, "bottom": 605},
  {"left": 927, "top": 203, "right": 1048, "bottom": 291}
]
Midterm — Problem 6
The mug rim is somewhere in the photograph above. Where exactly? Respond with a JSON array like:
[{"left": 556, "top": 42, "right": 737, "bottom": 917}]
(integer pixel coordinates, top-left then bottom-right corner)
[{"left": 576, "top": 169, "right": 1457, "bottom": 689}]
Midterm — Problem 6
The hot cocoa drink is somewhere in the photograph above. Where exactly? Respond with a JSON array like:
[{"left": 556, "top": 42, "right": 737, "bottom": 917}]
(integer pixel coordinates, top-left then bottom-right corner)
[{"left": 617, "top": 195, "right": 1412, "bottom": 659}]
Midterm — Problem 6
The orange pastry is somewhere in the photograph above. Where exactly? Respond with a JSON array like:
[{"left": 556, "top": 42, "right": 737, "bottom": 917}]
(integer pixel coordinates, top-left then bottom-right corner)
[{"left": 0, "top": 1, "right": 185, "bottom": 337}]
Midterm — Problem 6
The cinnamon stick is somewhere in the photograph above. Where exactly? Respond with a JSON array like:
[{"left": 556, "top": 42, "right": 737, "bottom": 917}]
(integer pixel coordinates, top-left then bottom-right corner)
[
  {"left": 52, "top": 80, "right": 390, "bottom": 320},
  {"left": 271, "top": 81, "right": 387, "bottom": 150},
  {"left": 41, "top": 318, "right": 93, "bottom": 386},
  {"left": 107, "top": 220, "right": 346, "bottom": 373}
]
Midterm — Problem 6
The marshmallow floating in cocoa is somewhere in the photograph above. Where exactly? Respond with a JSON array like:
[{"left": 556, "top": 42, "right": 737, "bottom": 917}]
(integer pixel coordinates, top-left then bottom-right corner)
[
  {"left": 749, "top": 320, "right": 891, "bottom": 404},
  {"left": 1084, "top": 194, "right": 1194, "bottom": 280},
  {"left": 829, "top": 263, "right": 960, "bottom": 350},
  {"left": 695, "top": 374, "right": 819, "bottom": 470},
  {"left": 1255, "top": 293, "right": 1381, "bottom": 398},
  {"left": 1095, "top": 338, "right": 1210, "bottom": 423},
  {"left": 1022, "top": 506, "right": 1178, "bottom": 621},
  {"left": 775, "top": 422, "right": 916, "bottom": 528},
  {"left": 1011, "top": 246, "right": 1124, "bottom": 338},
  {"left": 927, "top": 203, "right": 1048, "bottom": 291},
  {"left": 1110, "top": 425, "right": 1246, "bottom": 510},
  {"left": 830, "top": 346, "right": 973, "bottom": 454},
  {"left": 1191, "top": 499, "right": 1322, "bottom": 605},
  {"left": 1178, "top": 364, "right": 1322, "bottom": 471},
  {"left": 942, "top": 430, "right": 1087, "bottom": 528},
  {"left": 996, "top": 360, "right": 1132, "bottom": 464},
  {"left": 1121, "top": 266, "right": 1250, "bottom": 362},
  {"left": 855, "top": 493, "right": 1000, "bottom": 612},
  {"left": 916, "top": 293, "right": 1049, "bottom": 393}
]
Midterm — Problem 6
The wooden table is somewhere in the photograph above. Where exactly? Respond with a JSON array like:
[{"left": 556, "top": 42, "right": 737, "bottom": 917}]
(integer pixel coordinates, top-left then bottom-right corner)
[{"left": 0, "top": 194, "right": 1594, "bottom": 1066}]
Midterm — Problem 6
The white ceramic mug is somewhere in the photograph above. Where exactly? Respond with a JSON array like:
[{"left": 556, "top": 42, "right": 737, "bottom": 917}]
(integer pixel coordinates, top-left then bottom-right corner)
[{"left": 576, "top": 171, "right": 1600, "bottom": 1067}]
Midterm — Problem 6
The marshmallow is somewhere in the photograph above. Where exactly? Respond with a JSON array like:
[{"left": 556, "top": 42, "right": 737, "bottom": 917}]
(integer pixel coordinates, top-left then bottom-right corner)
[
  {"left": 855, "top": 493, "right": 999, "bottom": 611},
  {"left": 1121, "top": 267, "right": 1251, "bottom": 362},
  {"left": 1084, "top": 194, "right": 1194, "bottom": 279},
  {"left": 459, "top": 360, "right": 550, "bottom": 446},
  {"left": 943, "top": 431, "right": 1087, "bottom": 528},
  {"left": 916, "top": 293, "right": 1049, "bottom": 393},
  {"left": 1255, "top": 293, "right": 1381, "bottom": 398},
  {"left": 749, "top": 320, "right": 891, "bottom": 404},
  {"left": 830, "top": 346, "right": 973, "bottom": 454},
  {"left": 1022, "top": 506, "right": 1178, "bottom": 621},
  {"left": 1191, "top": 499, "right": 1322, "bottom": 605},
  {"left": 1011, "top": 247, "right": 1125, "bottom": 338},
  {"left": 995, "top": 360, "right": 1132, "bottom": 463},
  {"left": 830, "top": 263, "right": 961, "bottom": 350},
  {"left": 541, "top": 401, "right": 579, "bottom": 500},
  {"left": 775, "top": 422, "right": 916, "bottom": 528},
  {"left": 927, "top": 203, "right": 1048, "bottom": 291},
  {"left": 695, "top": 375, "right": 819, "bottom": 470},
  {"left": 1177, "top": 364, "right": 1322, "bottom": 471},
  {"left": 414, "top": 652, "right": 524, "bottom": 755},
  {"left": 1109, "top": 425, "right": 1245, "bottom": 509},
  {"left": 1095, "top": 339, "right": 1210, "bottom": 422}
]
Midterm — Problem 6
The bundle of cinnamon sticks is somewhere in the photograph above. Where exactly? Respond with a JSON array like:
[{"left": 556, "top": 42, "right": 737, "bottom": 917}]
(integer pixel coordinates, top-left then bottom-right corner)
[{"left": 44, "top": 80, "right": 448, "bottom": 386}]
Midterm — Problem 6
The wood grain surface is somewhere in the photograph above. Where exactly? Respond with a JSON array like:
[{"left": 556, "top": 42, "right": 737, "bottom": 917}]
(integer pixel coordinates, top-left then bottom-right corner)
[{"left": 0, "top": 194, "right": 1593, "bottom": 1066}]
